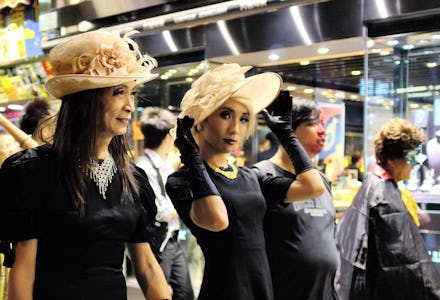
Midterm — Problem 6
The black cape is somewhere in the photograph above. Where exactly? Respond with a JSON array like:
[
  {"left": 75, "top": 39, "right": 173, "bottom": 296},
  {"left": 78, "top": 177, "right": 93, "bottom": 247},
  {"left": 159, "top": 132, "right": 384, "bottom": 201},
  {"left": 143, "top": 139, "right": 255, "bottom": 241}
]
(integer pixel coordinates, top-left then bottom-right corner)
[{"left": 335, "top": 165, "right": 440, "bottom": 300}]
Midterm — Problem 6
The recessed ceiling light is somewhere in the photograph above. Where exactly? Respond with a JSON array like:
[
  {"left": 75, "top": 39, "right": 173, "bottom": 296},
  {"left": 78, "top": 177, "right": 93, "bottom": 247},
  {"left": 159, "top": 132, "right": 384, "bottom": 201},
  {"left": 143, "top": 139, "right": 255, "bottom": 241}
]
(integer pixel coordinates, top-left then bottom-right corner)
[
  {"left": 386, "top": 40, "right": 399, "bottom": 46},
  {"left": 317, "top": 47, "right": 329, "bottom": 55},
  {"left": 432, "top": 34, "right": 440, "bottom": 40},
  {"left": 402, "top": 44, "right": 414, "bottom": 50},
  {"left": 7, "top": 104, "right": 23, "bottom": 110},
  {"left": 160, "top": 75, "right": 169, "bottom": 80},
  {"left": 299, "top": 60, "right": 310, "bottom": 66},
  {"left": 380, "top": 50, "right": 391, "bottom": 56},
  {"left": 304, "top": 88, "right": 314, "bottom": 94},
  {"left": 268, "top": 54, "right": 280, "bottom": 61},
  {"left": 426, "top": 62, "right": 438, "bottom": 68},
  {"left": 351, "top": 70, "right": 361, "bottom": 76},
  {"left": 286, "top": 86, "right": 296, "bottom": 91},
  {"left": 185, "top": 77, "right": 194, "bottom": 82}
]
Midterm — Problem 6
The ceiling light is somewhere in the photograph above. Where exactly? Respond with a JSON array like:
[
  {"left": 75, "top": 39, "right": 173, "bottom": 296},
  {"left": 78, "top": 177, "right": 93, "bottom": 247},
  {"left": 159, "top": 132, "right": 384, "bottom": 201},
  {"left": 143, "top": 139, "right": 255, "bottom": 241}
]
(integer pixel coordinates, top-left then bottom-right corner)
[
  {"left": 317, "top": 47, "right": 329, "bottom": 55},
  {"left": 379, "top": 50, "right": 390, "bottom": 56},
  {"left": 169, "top": 69, "right": 177, "bottom": 74},
  {"left": 386, "top": 40, "right": 399, "bottom": 46},
  {"left": 402, "top": 44, "right": 414, "bottom": 50},
  {"left": 268, "top": 54, "right": 280, "bottom": 61},
  {"left": 286, "top": 86, "right": 296, "bottom": 91},
  {"left": 78, "top": 21, "right": 94, "bottom": 32},
  {"left": 409, "top": 103, "right": 419, "bottom": 109},
  {"left": 160, "top": 75, "right": 169, "bottom": 80},
  {"left": 426, "top": 62, "right": 438, "bottom": 68},
  {"left": 299, "top": 60, "right": 310, "bottom": 66},
  {"left": 185, "top": 77, "right": 194, "bottom": 82},
  {"left": 7, "top": 104, "right": 23, "bottom": 110},
  {"left": 416, "top": 39, "right": 430, "bottom": 44},
  {"left": 351, "top": 70, "right": 361, "bottom": 76},
  {"left": 432, "top": 34, "right": 440, "bottom": 40},
  {"left": 367, "top": 39, "right": 374, "bottom": 48},
  {"left": 190, "top": 68, "right": 199, "bottom": 73},
  {"left": 304, "top": 88, "right": 314, "bottom": 94}
]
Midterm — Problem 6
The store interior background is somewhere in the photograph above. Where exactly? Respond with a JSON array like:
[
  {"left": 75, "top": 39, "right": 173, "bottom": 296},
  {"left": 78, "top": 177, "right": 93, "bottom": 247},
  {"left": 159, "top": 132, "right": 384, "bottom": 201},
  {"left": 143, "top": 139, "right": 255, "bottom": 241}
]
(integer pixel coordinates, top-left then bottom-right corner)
[{"left": 2, "top": 0, "right": 440, "bottom": 292}]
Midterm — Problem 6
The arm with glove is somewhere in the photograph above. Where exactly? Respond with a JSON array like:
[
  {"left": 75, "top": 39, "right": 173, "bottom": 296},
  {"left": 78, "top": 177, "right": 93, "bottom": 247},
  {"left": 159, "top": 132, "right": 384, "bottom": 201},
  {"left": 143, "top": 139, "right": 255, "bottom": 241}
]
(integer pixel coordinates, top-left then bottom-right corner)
[
  {"left": 262, "top": 91, "right": 325, "bottom": 201},
  {"left": 173, "top": 117, "right": 228, "bottom": 232}
]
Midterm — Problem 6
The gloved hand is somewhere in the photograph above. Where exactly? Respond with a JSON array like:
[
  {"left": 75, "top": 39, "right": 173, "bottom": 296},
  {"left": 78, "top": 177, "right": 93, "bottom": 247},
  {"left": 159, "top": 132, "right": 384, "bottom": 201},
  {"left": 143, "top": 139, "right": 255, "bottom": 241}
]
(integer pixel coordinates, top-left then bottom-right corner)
[
  {"left": 175, "top": 116, "right": 220, "bottom": 198},
  {"left": 262, "top": 90, "right": 315, "bottom": 174}
]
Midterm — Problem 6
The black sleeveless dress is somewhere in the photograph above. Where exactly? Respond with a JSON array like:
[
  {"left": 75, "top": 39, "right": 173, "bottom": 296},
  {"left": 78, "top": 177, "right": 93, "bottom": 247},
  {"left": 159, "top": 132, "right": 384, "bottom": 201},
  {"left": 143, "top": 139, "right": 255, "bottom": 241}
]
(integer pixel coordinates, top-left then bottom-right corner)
[{"left": 166, "top": 164, "right": 293, "bottom": 300}]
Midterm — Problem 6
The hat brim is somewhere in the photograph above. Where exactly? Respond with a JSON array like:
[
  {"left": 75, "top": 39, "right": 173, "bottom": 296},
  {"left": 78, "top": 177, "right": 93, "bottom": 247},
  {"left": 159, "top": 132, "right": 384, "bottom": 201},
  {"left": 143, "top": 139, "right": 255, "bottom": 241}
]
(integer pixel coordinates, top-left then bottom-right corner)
[
  {"left": 45, "top": 73, "right": 158, "bottom": 99},
  {"left": 231, "top": 72, "right": 282, "bottom": 113}
]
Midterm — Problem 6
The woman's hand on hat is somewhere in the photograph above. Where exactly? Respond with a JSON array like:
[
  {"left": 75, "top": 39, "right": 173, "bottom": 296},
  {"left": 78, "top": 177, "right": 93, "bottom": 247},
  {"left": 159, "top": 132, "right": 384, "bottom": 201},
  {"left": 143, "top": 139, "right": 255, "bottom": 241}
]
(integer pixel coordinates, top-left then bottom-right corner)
[
  {"left": 174, "top": 116, "right": 199, "bottom": 165},
  {"left": 262, "top": 90, "right": 293, "bottom": 138}
]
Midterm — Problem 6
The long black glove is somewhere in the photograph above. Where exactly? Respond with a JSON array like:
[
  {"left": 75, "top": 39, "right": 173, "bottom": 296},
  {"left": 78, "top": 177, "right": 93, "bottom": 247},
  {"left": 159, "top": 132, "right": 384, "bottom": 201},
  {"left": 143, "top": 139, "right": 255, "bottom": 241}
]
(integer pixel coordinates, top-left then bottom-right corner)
[
  {"left": 174, "top": 116, "right": 220, "bottom": 199},
  {"left": 262, "top": 90, "right": 315, "bottom": 174}
]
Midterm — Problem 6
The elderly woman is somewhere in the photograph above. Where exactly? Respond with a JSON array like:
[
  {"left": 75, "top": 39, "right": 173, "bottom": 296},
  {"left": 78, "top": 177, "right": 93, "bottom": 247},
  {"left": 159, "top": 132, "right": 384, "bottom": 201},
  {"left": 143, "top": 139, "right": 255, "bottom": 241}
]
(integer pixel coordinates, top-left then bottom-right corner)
[
  {"left": 166, "top": 64, "right": 325, "bottom": 300},
  {"left": 336, "top": 118, "right": 440, "bottom": 299},
  {"left": 0, "top": 31, "right": 170, "bottom": 300}
]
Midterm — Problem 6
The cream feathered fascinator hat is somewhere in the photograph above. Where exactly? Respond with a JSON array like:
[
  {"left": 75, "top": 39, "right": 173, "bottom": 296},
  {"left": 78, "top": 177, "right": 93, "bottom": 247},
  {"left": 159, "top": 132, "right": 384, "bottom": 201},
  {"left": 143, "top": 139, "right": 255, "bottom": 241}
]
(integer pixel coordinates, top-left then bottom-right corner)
[
  {"left": 179, "top": 63, "right": 282, "bottom": 124},
  {"left": 45, "top": 30, "right": 158, "bottom": 99}
]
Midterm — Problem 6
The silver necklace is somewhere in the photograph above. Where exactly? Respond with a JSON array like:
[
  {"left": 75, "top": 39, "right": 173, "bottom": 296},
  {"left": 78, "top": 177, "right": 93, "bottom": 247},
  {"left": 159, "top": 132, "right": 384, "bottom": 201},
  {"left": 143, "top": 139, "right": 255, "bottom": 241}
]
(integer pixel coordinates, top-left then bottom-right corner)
[{"left": 88, "top": 154, "right": 117, "bottom": 199}]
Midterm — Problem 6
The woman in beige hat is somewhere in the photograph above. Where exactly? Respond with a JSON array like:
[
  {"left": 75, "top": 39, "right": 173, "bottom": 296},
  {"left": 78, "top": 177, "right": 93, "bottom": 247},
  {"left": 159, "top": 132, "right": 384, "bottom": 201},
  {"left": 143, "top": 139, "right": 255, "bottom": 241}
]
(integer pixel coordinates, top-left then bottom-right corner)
[
  {"left": 165, "top": 63, "right": 325, "bottom": 300},
  {"left": 0, "top": 31, "right": 170, "bottom": 300}
]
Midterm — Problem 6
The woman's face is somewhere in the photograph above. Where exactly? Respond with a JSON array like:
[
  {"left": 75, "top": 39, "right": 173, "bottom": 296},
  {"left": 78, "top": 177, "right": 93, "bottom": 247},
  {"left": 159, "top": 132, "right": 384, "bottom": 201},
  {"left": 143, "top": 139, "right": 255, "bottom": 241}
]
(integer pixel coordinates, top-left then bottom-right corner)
[
  {"left": 294, "top": 112, "right": 327, "bottom": 157},
  {"left": 198, "top": 98, "right": 250, "bottom": 155},
  {"left": 99, "top": 82, "right": 136, "bottom": 138}
]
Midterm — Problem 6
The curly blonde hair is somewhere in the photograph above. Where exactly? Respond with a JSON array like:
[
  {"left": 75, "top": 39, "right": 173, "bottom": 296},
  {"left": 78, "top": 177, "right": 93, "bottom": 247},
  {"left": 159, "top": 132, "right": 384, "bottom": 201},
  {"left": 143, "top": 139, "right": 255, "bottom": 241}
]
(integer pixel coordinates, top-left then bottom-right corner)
[{"left": 374, "top": 118, "right": 426, "bottom": 166}]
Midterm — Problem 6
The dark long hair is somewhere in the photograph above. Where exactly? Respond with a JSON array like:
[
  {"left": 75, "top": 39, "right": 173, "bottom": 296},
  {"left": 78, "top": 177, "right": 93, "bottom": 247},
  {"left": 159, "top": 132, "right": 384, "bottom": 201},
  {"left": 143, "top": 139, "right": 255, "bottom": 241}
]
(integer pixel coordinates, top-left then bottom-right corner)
[{"left": 52, "top": 88, "right": 139, "bottom": 216}]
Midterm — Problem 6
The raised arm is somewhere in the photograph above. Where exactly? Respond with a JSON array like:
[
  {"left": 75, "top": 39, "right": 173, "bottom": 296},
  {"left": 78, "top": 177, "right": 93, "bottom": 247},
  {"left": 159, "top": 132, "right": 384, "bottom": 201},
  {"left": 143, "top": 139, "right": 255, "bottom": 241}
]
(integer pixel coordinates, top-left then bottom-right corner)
[
  {"left": 173, "top": 117, "right": 228, "bottom": 232},
  {"left": 262, "top": 91, "right": 325, "bottom": 202},
  {"left": 0, "top": 113, "right": 38, "bottom": 149}
]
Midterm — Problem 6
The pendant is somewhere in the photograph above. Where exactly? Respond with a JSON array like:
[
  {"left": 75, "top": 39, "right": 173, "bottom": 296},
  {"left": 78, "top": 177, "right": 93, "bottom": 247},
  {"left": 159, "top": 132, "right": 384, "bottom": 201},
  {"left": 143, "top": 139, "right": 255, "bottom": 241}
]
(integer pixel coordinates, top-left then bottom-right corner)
[
  {"left": 207, "top": 162, "right": 238, "bottom": 179},
  {"left": 88, "top": 154, "right": 117, "bottom": 199}
]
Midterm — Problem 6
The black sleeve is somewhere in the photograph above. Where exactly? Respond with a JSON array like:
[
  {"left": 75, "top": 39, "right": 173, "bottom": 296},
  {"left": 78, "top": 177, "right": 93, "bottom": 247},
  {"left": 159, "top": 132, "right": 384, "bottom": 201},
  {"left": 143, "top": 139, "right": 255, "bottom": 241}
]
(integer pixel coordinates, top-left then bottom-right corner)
[{"left": 251, "top": 167, "right": 294, "bottom": 206}]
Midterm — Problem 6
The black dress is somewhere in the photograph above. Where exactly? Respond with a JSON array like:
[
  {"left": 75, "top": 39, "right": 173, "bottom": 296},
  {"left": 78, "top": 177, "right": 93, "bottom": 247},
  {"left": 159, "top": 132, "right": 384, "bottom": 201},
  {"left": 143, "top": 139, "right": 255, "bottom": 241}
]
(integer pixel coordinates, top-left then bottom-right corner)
[
  {"left": 254, "top": 161, "right": 339, "bottom": 300},
  {"left": 0, "top": 146, "right": 156, "bottom": 300},
  {"left": 166, "top": 164, "right": 293, "bottom": 300}
]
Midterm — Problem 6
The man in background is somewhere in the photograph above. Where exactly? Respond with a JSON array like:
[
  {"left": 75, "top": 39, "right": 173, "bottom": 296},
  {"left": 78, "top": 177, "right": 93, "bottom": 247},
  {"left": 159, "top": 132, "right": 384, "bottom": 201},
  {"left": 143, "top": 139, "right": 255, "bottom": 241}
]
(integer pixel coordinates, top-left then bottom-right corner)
[{"left": 137, "top": 107, "right": 194, "bottom": 300}]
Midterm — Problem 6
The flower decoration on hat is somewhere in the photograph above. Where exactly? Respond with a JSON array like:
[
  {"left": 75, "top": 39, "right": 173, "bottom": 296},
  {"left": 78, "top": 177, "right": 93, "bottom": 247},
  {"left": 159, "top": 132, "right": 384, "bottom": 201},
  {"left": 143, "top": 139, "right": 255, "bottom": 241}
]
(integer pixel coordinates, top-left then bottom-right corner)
[
  {"left": 51, "top": 31, "right": 157, "bottom": 78},
  {"left": 180, "top": 63, "right": 253, "bottom": 123}
]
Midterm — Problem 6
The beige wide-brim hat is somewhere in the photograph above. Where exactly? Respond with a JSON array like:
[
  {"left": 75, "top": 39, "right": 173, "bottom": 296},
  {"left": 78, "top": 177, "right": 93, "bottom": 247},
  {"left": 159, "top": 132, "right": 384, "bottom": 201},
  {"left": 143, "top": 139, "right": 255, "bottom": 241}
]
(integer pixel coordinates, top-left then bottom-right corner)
[
  {"left": 180, "top": 64, "right": 282, "bottom": 124},
  {"left": 45, "top": 30, "right": 158, "bottom": 99}
]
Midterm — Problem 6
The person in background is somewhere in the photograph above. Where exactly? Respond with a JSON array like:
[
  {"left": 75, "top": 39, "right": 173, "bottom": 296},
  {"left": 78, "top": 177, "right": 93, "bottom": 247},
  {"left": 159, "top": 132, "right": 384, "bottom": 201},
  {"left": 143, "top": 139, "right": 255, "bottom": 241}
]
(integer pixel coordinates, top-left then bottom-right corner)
[
  {"left": 0, "top": 30, "right": 171, "bottom": 300},
  {"left": 253, "top": 97, "right": 339, "bottom": 300},
  {"left": 257, "top": 131, "right": 279, "bottom": 162},
  {"left": 166, "top": 63, "right": 325, "bottom": 300},
  {"left": 19, "top": 98, "right": 59, "bottom": 145},
  {"left": 345, "top": 149, "right": 364, "bottom": 182},
  {"left": 336, "top": 117, "right": 440, "bottom": 299},
  {"left": 0, "top": 114, "right": 38, "bottom": 166},
  {"left": 19, "top": 98, "right": 55, "bottom": 135},
  {"left": 137, "top": 106, "right": 194, "bottom": 300}
]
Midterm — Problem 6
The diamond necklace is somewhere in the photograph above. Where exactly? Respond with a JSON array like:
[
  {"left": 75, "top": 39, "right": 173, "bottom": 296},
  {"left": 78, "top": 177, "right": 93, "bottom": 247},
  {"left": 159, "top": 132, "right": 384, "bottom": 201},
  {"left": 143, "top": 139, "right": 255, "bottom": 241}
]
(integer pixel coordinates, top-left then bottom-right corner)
[{"left": 88, "top": 153, "right": 117, "bottom": 199}]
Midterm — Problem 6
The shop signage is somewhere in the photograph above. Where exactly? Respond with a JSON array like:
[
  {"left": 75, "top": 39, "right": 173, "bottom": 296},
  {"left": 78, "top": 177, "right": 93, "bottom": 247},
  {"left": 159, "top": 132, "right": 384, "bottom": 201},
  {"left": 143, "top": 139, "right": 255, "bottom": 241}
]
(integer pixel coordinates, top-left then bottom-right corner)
[
  {"left": 108, "top": 0, "right": 328, "bottom": 33},
  {"left": 0, "top": 0, "right": 30, "bottom": 10},
  {"left": 0, "top": 0, "right": 42, "bottom": 64}
]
